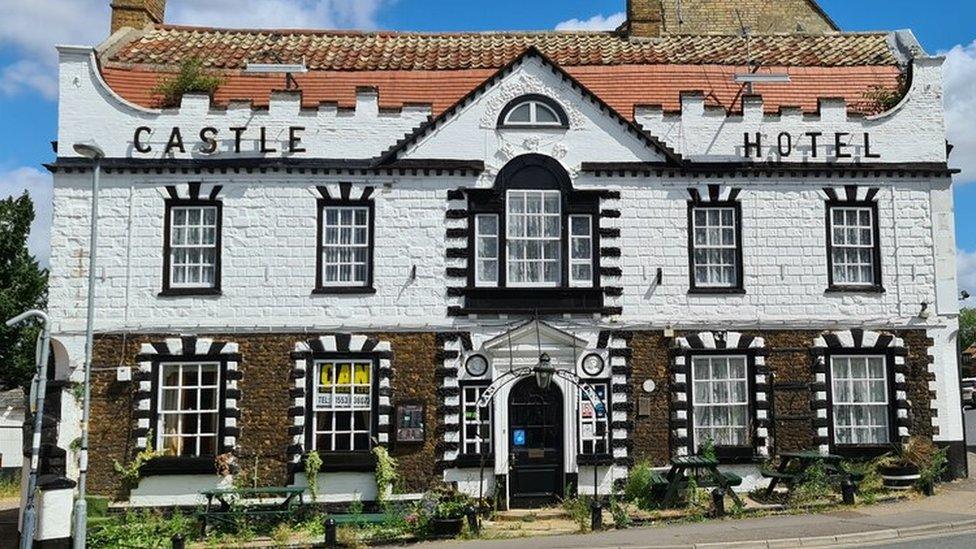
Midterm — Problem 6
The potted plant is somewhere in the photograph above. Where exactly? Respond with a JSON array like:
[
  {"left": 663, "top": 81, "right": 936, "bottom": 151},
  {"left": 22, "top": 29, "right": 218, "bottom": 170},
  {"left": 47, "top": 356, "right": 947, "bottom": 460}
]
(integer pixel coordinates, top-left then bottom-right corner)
[
  {"left": 877, "top": 436, "right": 937, "bottom": 491},
  {"left": 431, "top": 497, "right": 467, "bottom": 538}
]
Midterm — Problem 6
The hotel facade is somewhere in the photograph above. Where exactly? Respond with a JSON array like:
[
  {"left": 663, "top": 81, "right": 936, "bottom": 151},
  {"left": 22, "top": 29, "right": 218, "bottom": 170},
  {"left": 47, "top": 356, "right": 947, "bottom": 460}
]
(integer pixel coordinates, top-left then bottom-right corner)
[{"left": 38, "top": 0, "right": 965, "bottom": 512}]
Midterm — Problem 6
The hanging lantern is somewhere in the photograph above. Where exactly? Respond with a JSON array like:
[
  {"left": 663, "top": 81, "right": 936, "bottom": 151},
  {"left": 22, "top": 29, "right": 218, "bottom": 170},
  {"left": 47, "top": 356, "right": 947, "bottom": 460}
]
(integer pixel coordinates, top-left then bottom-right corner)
[{"left": 534, "top": 353, "right": 555, "bottom": 390}]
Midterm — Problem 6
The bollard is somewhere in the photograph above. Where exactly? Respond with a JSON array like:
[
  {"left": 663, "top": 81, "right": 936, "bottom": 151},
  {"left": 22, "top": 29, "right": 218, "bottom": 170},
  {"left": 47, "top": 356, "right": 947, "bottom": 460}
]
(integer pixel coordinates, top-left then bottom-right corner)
[
  {"left": 324, "top": 517, "right": 337, "bottom": 548},
  {"left": 841, "top": 480, "right": 856, "bottom": 505},
  {"left": 711, "top": 488, "right": 726, "bottom": 518},
  {"left": 921, "top": 480, "right": 935, "bottom": 497},
  {"left": 171, "top": 534, "right": 185, "bottom": 549},
  {"left": 465, "top": 504, "right": 480, "bottom": 534},
  {"left": 590, "top": 498, "right": 602, "bottom": 531}
]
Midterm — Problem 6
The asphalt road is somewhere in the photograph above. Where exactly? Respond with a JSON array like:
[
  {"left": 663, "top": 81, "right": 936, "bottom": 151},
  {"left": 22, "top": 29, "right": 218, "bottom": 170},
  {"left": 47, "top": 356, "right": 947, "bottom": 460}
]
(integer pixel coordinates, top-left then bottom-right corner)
[{"left": 871, "top": 531, "right": 975, "bottom": 548}]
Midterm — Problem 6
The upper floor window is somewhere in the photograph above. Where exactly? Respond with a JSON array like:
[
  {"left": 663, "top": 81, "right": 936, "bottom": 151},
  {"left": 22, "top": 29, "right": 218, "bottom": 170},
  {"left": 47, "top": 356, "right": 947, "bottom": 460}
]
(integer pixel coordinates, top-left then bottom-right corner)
[
  {"left": 507, "top": 190, "right": 562, "bottom": 287},
  {"left": 688, "top": 203, "right": 743, "bottom": 293},
  {"left": 316, "top": 192, "right": 376, "bottom": 294},
  {"left": 497, "top": 95, "right": 569, "bottom": 129},
  {"left": 162, "top": 200, "right": 222, "bottom": 296},
  {"left": 827, "top": 204, "right": 882, "bottom": 291}
]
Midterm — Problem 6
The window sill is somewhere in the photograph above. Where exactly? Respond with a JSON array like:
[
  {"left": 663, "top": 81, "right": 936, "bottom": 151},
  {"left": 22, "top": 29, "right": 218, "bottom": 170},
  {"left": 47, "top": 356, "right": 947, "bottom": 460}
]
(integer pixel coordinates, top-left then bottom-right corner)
[
  {"left": 312, "top": 287, "right": 377, "bottom": 295},
  {"left": 159, "top": 288, "right": 222, "bottom": 297},
  {"left": 577, "top": 453, "right": 614, "bottom": 466},
  {"left": 825, "top": 285, "right": 886, "bottom": 294},
  {"left": 497, "top": 124, "right": 570, "bottom": 131},
  {"left": 453, "top": 286, "right": 605, "bottom": 315},
  {"left": 140, "top": 456, "right": 217, "bottom": 476},
  {"left": 301, "top": 451, "right": 377, "bottom": 472},
  {"left": 832, "top": 445, "right": 893, "bottom": 459},
  {"left": 455, "top": 454, "right": 495, "bottom": 468},
  {"left": 688, "top": 288, "right": 746, "bottom": 295}
]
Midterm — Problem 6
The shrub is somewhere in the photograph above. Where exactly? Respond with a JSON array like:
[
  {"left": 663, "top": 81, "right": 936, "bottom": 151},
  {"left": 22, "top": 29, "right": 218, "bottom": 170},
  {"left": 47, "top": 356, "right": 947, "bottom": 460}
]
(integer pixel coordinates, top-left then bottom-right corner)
[
  {"left": 88, "top": 510, "right": 193, "bottom": 549},
  {"left": 623, "top": 461, "right": 657, "bottom": 511},
  {"left": 374, "top": 446, "right": 399, "bottom": 503},
  {"left": 561, "top": 495, "right": 592, "bottom": 532},
  {"left": 305, "top": 450, "right": 323, "bottom": 501},
  {"left": 789, "top": 460, "right": 831, "bottom": 507},
  {"left": 153, "top": 58, "right": 223, "bottom": 108}
]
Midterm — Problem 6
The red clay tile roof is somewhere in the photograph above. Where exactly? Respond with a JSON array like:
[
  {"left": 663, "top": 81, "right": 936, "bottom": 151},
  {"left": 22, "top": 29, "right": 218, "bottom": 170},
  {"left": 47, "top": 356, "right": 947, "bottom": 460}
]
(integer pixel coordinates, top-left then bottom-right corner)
[{"left": 99, "top": 25, "right": 905, "bottom": 115}]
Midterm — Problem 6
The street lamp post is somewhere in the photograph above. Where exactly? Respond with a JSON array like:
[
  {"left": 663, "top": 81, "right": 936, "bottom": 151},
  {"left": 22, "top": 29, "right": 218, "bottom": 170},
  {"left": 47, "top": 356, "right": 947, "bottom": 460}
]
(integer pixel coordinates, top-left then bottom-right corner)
[
  {"left": 71, "top": 142, "right": 104, "bottom": 549},
  {"left": 6, "top": 311, "right": 51, "bottom": 549}
]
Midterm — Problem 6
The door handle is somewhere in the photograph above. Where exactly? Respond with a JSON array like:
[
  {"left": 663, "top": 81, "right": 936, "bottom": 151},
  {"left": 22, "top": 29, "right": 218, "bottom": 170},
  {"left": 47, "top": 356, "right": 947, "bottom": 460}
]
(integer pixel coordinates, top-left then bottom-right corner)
[{"left": 509, "top": 452, "right": 517, "bottom": 466}]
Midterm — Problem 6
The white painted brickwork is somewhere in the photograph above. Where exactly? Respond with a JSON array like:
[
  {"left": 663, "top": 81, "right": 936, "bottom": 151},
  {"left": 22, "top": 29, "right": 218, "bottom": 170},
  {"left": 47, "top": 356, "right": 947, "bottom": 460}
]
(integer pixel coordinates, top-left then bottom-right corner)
[{"left": 47, "top": 41, "right": 964, "bottom": 452}]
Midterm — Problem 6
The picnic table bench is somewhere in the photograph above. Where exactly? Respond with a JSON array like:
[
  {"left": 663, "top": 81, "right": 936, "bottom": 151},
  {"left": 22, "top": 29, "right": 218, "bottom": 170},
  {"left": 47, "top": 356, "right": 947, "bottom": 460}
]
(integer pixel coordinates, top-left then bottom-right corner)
[
  {"left": 762, "top": 451, "right": 861, "bottom": 498},
  {"left": 328, "top": 513, "right": 389, "bottom": 525},
  {"left": 200, "top": 486, "right": 306, "bottom": 534},
  {"left": 659, "top": 455, "right": 744, "bottom": 508}
]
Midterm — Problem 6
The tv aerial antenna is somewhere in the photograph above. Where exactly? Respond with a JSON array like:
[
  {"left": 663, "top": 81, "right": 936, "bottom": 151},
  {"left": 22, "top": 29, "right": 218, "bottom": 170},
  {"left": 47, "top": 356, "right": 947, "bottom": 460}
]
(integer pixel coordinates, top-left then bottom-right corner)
[
  {"left": 244, "top": 35, "right": 307, "bottom": 90},
  {"left": 732, "top": 8, "right": 790, "bottom": 99}
]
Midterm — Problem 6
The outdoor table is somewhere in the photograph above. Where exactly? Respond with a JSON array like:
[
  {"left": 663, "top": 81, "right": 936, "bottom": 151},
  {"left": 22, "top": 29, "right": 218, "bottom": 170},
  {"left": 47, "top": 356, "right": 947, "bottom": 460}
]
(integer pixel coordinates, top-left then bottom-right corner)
[
  {"left": 199, "top": 486, "right": 306, "bottom": 535},
  {"left": 661, "top": 455, "right": 745, "bottom": 508},
  {"left": 763, "top": 451, "right": 846, "bottom": 498}
]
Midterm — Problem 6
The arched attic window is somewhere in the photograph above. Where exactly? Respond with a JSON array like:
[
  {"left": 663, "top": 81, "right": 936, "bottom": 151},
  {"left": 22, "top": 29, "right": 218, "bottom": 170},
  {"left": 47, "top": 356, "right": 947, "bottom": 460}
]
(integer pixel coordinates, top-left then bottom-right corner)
[{"left": 497, "top": 94, "right": 570, "bottom": 129}]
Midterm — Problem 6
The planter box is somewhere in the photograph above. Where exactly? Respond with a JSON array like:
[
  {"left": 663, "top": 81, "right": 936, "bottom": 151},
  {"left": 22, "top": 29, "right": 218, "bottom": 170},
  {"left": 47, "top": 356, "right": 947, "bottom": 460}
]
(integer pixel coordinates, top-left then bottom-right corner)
[
  {"left": 431, "top": 517, "right": 463, "bottom": 538},
  {"left": 879, "top": 464, "right": 920, "bottom": 491}
]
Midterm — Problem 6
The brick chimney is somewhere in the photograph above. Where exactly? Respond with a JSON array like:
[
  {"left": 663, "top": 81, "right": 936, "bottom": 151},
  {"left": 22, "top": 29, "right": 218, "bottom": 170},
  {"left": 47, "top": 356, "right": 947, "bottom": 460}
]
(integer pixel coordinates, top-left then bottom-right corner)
[
  {"left": 627, "top": 0, "right": 664, "bottom": 37},
  {"left": 110, "top": 0, "right": 166, "bottom": 34}
]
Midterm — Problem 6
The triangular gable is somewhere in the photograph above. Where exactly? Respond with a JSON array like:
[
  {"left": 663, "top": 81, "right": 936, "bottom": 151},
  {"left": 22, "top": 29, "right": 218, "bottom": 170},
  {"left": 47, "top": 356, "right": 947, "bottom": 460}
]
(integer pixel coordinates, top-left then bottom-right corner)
[
  {"left": 376, "top": 47, "right": 681, "bottom": 166},
  {"left": 483, "top": 320, "right": 589, "bottom": 352}
]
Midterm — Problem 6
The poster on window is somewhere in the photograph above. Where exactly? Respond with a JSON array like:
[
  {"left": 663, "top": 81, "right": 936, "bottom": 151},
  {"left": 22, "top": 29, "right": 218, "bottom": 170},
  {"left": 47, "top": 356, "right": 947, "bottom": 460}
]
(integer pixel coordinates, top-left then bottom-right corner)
[
  {"left": 316, "top": 393, "right": 371, "bottom": 409},
  {"left": 396, "top": 404, "right": 425, "bottom": 443},
  {"left": 582, "top": 423, "right": 594, "bottom": 439},
  {"left": 581, "top": 402, "right": 594, "bottom": 419}
]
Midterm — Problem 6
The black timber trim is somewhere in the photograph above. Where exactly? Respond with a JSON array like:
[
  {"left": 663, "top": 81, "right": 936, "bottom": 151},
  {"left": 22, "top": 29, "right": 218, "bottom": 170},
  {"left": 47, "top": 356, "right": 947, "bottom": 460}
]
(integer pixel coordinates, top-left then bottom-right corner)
[
  {"left": 46, "top": 157, "right": 485, "bottom": 175},
  {"left": 580, "top": 161, "right": 958, "bottom": 177}
]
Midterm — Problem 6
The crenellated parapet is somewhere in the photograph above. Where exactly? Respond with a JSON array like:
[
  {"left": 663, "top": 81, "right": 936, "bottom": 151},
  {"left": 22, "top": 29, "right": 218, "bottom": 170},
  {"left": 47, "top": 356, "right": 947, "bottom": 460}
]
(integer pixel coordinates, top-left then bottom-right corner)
[
  {"left": 56, "top": 46, "right": 431, "bottom": 162},
  {"left": 636, "top": 57, "right": 947, "bottom": 165}
]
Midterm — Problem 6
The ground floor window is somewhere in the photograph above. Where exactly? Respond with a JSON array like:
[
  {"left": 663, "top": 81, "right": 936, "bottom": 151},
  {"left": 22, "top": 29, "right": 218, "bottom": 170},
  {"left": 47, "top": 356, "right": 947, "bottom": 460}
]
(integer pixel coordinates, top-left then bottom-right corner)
[
  {"left": 157, "top": 362, "right": 221, "bottom": 457},
  {"left": 691, "top": 356, "right": 750, "bottom": 449},
  {"left": 312, "top": 360, "right": 374, "bottom": 452},
  {"left": 461, "top": 384, "right": 492, "bottom": 455},
  {"left": 830, "top": 355, "right": 890, "bottom": 445},
  {"left": 579, "top": 382, "right": 609, "bottom": 455}
]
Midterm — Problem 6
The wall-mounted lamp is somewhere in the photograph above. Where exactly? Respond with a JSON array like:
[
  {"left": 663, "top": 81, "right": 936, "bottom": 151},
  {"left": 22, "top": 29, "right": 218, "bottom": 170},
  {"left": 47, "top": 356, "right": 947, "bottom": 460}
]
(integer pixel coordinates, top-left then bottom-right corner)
[
  {"left": 656, "top": 268, "right": 663, "bottom": 285},
  {"left": 534, "top": 353, "right": 555, "bottom": 390},
  {"left": 961, "top": 290, "right": 971, "bottom": 301},
  {"left": 919, "top": 301, "right": 931, "bottom": 320}
]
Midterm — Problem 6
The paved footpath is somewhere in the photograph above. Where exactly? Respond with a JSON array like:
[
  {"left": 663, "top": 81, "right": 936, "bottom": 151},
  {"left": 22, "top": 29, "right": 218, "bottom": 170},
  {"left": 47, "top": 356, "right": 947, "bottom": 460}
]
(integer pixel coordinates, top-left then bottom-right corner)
[{"left": 405, "top": 479, "right": 976, "bottom": 549}]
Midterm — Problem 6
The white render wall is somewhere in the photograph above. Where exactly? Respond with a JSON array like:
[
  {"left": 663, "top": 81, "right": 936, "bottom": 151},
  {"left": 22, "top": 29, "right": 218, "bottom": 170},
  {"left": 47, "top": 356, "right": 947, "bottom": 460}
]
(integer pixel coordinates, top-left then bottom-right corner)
[{"left": 48, "top": 171, "right": 950, "bottom": 334}]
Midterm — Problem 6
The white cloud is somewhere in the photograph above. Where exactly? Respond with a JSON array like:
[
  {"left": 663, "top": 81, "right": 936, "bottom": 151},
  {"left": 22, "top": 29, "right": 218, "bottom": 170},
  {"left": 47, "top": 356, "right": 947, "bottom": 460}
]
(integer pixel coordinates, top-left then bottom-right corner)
[
  {"left": 943, "top": 40, "right": 976, "bottom": 185},
  {"left": 555, "top": 12, "right": 626, "bottom": 31},
  {"left": 959, "top": 249, "right": 976, "bottom": 296},
  {"left": 0, "top": 167, "right": 53, "bottom": 267},
  {"left": 0, "top": 0, "right": 390, "bottom": 99}
]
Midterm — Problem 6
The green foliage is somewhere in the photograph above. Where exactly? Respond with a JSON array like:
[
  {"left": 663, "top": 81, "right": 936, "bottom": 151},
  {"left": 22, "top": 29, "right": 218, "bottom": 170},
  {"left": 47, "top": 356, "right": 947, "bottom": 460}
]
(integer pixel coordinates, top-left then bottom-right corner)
[
  {"left": 917, "top": 446, "right": 949, "bottom": 490},
  {"left": 153, "top": 58, "right": 224, "bottom": 108},
  {"left": 561, "top": 495, "right": 592, "bottom": 532},
  {"left": 348, "top": 495, "right": 365, "bottom": 518},
  {"left": 112, "top": 435, "right": 165, "bottom": 488},
  {"left": 683, "top": 477, "right": 709, "bottom": 520},
  {"left": 87, "top": 509, "right": 193, "bottom": 549},
  {"left": 373, "top": 445, "right": 399, "bottom": 503},
  {"left": 789, "top": 460, "right": 831, "bottom": 507},
  {"left": 0, "top": 193, "right": 47, "bottom": 390},
  {"left": 622, "top": 460, "right": 657, "bottom": 511},
  {"left": 304, "top": 450, "right": 322, "bottom": 501},
  {"left": 271, "top": 522, "right": 293, "bottom": 547},
  {"left": 960, "top": 308, "right": 976, "bottom": 375},
  {"left": 842, "top": 459, "right": 884, "bottom": 504},
  {"left": 699, "top": 438, "right": 717, "bottom": 461},
  {"left": 0, "top": 475, "right": 19, "bottom": 498},
  {"left": 860, "top": 75, "right": 908, "bottom": 115},
  {"left": 609, "top": 495, "right": 632, "bottom": 529}
]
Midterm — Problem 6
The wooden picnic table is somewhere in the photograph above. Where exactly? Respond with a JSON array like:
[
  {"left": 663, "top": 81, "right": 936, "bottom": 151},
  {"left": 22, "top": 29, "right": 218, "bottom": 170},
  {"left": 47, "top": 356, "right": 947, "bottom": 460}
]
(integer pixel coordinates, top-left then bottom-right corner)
[
  {"left": 200, "top": 486, "right": 306, "bottom": 535},
  {"left": 762, "top": 451, "right": 854, "bottom": 498},
  {"left": 661, "top": 455, "right": 744, "bottom": 508}
]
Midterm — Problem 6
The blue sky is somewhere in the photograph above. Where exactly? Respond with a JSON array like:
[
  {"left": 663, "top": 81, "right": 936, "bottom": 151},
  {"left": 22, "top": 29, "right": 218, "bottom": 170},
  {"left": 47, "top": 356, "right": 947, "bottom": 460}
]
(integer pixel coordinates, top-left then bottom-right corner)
[{"left": 1, "top": 0, "right": 975, "bottom": 289}]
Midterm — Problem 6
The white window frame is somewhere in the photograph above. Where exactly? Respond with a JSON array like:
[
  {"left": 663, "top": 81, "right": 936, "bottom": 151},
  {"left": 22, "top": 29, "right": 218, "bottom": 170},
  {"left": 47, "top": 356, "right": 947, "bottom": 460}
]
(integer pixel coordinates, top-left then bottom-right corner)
[
  {"left": 311, "top": 360, "right": 374, "bottom": 453},
  {"left": 156, "top": 362, "right": 221, "bottom": 458},
  {"left": 691, "top": 206, "right": 738, "bottom": 289},
  {"left": 474, "top": 214, "right": 499, "bottom": 287},
  {"left": 568, "top": 214, "right": 593, "bottom": 288},
  {"left": 502, "top": 100, "right": 564, "bottom": 127},
  {"left": 691, "top": 355, "right": 751, "bottom": 448},
  {"left": 829, "top": 206, "right": 877, "bottom": 287},
  {"left": 320, "top": 206, "right": 371, "bottom": 288},
  {"left": 830, "top": 355, "right": 890, "bottom": 446},
  {"left": 506, "top": 190, "right": 562, "bottom": 288},
  {"left": 579, "top": 382, "right": 609, "bottom": 455},
  {"left": 461, "top": 384, "right": 492, "bottom": 456},
  {"left": 169, "top": 205, "right": 219, "bottom": 289}
]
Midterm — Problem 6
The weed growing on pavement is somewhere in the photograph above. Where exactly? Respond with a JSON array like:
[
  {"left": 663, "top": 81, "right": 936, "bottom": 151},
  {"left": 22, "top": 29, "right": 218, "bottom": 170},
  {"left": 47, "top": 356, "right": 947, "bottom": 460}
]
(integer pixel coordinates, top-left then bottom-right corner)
[{"left": 789, "top": 460, "right": 832, "bottom": 508}]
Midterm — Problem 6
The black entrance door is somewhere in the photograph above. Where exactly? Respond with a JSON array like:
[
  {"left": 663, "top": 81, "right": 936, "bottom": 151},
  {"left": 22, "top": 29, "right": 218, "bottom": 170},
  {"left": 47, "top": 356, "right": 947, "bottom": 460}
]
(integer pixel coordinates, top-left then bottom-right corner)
[{"left": 508, "top": 378, "right": 563, "bottom": 507}]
